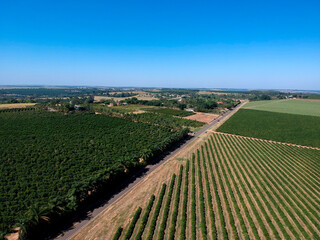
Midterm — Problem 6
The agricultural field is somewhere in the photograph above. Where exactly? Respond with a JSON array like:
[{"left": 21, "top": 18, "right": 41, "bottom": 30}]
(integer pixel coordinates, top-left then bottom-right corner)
[
  {"left": 243, "top": 99, "right": 320, "bottom": 116},
  {"left": 0, "top": 109, "right": 190, "bottom": 238},
  {"left": 91, "top": 105, "right": 204, "bottom": 129},
  {"left": 94, "top": 94, "right": 156, "bottom": 102},
  {"left": 0, "top": 103, "right": 36, "bottom": 109},
  {"left": 146, "top": 108, "right": 195, "bottom": 117},
  {"left": 75, "top": 132, "right": 320, "bottom": 240},
  {"left": 184, "top": 112, "right": 219, "bottom": 123},
  {"left": 96, "top": 104, "right": 156, "bottom": 113},
  {"left": 217, "top": 109, "right": 320, "bottom": 148}
]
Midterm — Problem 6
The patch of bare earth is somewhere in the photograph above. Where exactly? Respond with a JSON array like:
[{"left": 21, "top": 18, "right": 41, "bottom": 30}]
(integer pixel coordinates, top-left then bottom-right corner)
[{"left": 184, "top": 112, "right": 219, "bottom": 123}]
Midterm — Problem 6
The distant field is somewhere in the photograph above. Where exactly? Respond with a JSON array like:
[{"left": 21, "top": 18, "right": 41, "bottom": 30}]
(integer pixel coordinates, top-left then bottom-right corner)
[
  {"left": 0, "top": 103, "right": 36, "bottom": 109},
  {"left": 184, "top": 112, "right": 219, "bottom": 123},
  {"left": 111, "top": 104, "right": 155, "bottom": 113},
  {"left": 217, "top": 109, "right": 320, "bottom": 148},
  {"left": 198, "top": 90, "right": 229, "bottom": 95},
  {"left": 147, "top": 108, "right": 195, "bottom": 117},
  {"left": 94, "top": 95, "right": 156, "bottom": 102},
  {"left": 244, "top": 99, "right": 320, "bottom": 117}
]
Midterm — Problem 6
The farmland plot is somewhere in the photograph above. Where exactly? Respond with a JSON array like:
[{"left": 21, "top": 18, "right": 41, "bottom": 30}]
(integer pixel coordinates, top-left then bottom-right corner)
[
  {"left": 217, "top": 109, "right": 320, "bottom": 148},
  {"left": 112, "top": 133, "right": 320, "bottom": 240},
  {"left": 0, "top": 109, "right": 190, "bottom": 238}
]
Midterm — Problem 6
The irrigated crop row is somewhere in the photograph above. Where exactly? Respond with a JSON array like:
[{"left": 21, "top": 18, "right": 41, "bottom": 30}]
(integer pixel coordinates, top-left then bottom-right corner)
[{"left": 111, "top": 132, "right": 320, "bottom": 239}]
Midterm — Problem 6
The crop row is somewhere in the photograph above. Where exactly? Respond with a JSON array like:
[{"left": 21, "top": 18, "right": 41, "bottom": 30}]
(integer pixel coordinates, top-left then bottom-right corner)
[
  {"left": 208, "top": 137, "right": 240, "bottom": 240},
  {"left": 168, "top": 165, "right": 183, "bottom": 240},
  {"left": 110, "top": 132, "right": 319, "bottom": 240},
  {"left": 191, "top": 154, "right": 196, "bottom": 240},
  {"left": 240, "top": 137, "right": 320, "bottom": 238},
  {"left": 220, "top": 133, "right": 320, "bottom": 239},
  {"left": 158, "top": 174, "right": 176, "bottom": 240},
  {"left": 196, "top": 149, "right": 207, "bottom": 239},
  {"left": 251, "top": 137, "right": 320, "bottom": 208},
  {"left": 220, "top": 133, "right": 298, "bottom": 239},
  {"left": 135, "top": 195, "right": 155, "bottom": 240},
  {"left": 205, "top": 140, "right": 250, "bottom": 240},
  {"left": 146, "top": 183, "right": 167, "bottom": 240},
  {"left": 201, "top": 144, "right": 217, "bottom": 239},
  {"left": 224, "top": 134, "right": 305, "bottom": 238},
  {"left": 212, "top": 134, "right": 277, "bottom": 239},
  {"left": 124, "top": 207, "right": 142, "bottom": 239},
  {"left": 179, "top": 160, "right": 189, "bottom": 240}
]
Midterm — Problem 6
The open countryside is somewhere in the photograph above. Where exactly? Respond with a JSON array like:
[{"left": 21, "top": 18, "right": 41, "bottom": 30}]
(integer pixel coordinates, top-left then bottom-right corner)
[
  {"left": 0, "top": 88, "right": 320, "bottom": 240},
  {"left": 72, "top": 132, "right": 320, "bottom": 240},
  {"left": 1, "top": 1, "right": 320, "bottom": 239}
]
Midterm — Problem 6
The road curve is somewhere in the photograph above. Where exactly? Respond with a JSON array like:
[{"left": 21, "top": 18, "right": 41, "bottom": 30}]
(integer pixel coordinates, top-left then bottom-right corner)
[{"left": 54, "top": 102, "right": 245, "bottom": 240}]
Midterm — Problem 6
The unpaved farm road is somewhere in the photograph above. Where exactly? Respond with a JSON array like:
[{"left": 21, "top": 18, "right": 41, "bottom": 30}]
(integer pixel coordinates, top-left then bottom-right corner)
[{"left": 54, "top": 102, "right": 245, "bottom": 240}]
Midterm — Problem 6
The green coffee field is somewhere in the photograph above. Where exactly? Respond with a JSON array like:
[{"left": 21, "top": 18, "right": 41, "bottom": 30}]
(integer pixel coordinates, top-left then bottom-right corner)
[
  {"left": 217, "top": 109, "right": 320, "bottom": 148},
  {"left": 112, "top": 133, "right": 320, "bottom": 240},
  {"left": 243, "top": 99, "right": 320, "bottom": 116}
]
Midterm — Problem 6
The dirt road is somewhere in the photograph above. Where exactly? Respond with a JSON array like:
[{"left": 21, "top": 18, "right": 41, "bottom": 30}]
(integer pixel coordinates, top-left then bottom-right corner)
[{"left": 53, "top": 102, "right": 245, "bottom": 240}]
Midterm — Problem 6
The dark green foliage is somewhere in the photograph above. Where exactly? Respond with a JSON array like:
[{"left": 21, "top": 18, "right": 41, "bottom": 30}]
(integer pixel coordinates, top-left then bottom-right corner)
[
  {"left": 220, "top": 134, "right": 307, "bottom": 238},
  {"left": 191, "top": 154, "right": 196, "bottom": 240},
  {"left": 206, "top": 138, "right": 228, "bottom": 239},
  {"left": 0, "top": 110, "right": 187, "bottom": 235},
  {"left": 158, "top": 174, "right": 176, "bottom": 240},
  {"left": 128, "top": 113, "right": 203, "bottom": 129},
  {"left": 217, "top": 109, "right": 320, "bottom": 147},
  {"left": 124, "top": 207, "right": 142, "bottom": 239},
  {"left": 196, "top": 149, "right": 207, "bottom": 239},
  {"left": 234, "top": 137, "right": 319, "bottom": 239},
  {"left": 209, "top": 138, "right": 239, "bottom": 240},
  {"left": 91, "top": 106, "right": 203, "bottom": 129},
  {"left": 179, "top": 160, "right": 189, "bottom": 240},
  {"left": 168, "top": 165, "right": 183, "bottom": 240},
  {"left": 146, "top": 184, "right": 166, "bottom": 240},
  {"left": 112, "top": 226, "right": 123, "bottom": 240},
  {"left": 147, "top": 108, "right": 195, "bottom": 117},
  {"left": 135, "top": 195, "right": 155, "bottom": 240},
  {"left": 202, "top": 144, "right": 217, "bottom": 239}
]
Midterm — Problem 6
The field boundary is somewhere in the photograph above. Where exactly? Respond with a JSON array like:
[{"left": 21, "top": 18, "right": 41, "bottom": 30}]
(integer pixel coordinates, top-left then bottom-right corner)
[{"left": 211, "top": 131, "right": 320, "bottom": 151}]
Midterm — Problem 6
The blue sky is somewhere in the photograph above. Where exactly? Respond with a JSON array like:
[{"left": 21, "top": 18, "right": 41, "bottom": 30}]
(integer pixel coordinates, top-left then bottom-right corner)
[{"left": 0, "top": 0, "right": 319, "bottom": 90}]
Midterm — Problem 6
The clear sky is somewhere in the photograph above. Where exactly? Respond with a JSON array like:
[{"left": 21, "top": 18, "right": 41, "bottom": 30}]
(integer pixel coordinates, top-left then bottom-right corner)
[{"left": 0, "top": 0, "right": 319, "bottom": 90}]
